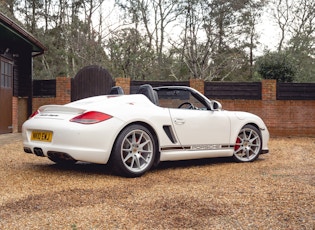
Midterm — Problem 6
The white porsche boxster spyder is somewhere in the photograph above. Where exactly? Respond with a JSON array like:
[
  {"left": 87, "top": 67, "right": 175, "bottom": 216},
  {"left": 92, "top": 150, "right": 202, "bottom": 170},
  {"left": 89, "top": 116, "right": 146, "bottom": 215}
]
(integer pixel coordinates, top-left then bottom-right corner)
[{"left": 22, "top": 84, "right": 269, "bottom": 177}]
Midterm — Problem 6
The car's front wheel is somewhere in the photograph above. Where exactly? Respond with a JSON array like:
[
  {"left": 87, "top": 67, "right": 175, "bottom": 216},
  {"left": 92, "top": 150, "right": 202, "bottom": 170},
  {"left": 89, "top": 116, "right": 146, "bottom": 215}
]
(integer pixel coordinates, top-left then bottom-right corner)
[
  {"left": 233, "top": 124, "right": 262, "bottom": 162},
  {"left": 111, "top": 124, "right": 156, "bottom": 177}
]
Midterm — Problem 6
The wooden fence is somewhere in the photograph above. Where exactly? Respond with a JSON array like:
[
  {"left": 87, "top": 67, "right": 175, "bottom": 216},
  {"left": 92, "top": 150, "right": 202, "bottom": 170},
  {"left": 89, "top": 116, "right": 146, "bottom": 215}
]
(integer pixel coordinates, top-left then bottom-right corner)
[
  {"left": 33, "top": 79, "right": 315, "bottom": 101},
  {"left": 29, "top": 78, "right": 315, "bottom": 137}
]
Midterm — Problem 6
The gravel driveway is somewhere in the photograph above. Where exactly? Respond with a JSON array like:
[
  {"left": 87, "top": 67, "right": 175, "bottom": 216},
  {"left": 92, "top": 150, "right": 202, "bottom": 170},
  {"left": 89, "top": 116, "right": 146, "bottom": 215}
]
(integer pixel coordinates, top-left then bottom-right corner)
[{"left": 0, "top": 135, "right": 314, "bottom": 229}]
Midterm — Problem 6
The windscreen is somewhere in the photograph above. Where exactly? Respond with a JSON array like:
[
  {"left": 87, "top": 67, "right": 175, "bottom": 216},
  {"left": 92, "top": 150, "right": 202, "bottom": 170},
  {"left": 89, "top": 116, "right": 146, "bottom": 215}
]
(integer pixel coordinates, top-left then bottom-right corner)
[{"left": 155, "top": 88, "right": 207, "bottom": 110}]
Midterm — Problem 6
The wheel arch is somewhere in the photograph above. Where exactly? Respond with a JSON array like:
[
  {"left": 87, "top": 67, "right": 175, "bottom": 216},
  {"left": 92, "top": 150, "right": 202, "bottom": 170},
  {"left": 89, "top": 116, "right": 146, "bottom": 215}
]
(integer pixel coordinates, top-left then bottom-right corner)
[
  {"left": 238, "top": 122, "right": 262, "bottom": 140},
  {"left": 232, "top": 122, "right": 260, "bottom": 141},
  {"left": 245, "top": 122, "right": 260, "bottom": 133}
]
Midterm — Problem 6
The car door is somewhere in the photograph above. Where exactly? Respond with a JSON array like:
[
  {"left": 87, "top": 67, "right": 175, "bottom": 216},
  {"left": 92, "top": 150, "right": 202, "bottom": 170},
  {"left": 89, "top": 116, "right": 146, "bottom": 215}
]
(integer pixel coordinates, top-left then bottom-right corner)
[{"left": 169, "top": 108, "right": 231, "bottom": 148}]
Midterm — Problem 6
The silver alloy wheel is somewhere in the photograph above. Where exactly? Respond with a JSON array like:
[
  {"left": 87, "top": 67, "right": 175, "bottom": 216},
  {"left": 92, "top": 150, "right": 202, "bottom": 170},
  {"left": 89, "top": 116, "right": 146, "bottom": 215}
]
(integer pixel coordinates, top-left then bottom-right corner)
[
  {"left": 120, "top": 129, "right": 154, "bottom": 173},
  {"left": 233, "top": 126, "right": 261, "bottom": 162}
]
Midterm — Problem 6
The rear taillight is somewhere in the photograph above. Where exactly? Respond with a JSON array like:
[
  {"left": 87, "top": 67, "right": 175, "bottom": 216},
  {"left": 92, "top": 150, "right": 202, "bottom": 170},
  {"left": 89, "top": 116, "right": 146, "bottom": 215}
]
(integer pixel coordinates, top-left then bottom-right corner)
[
  {"left": 29, "top": 110, "right": 39, "bottom": 119},
  {"left": 70, "top": 111, "right": 112, "bottom": 124}
]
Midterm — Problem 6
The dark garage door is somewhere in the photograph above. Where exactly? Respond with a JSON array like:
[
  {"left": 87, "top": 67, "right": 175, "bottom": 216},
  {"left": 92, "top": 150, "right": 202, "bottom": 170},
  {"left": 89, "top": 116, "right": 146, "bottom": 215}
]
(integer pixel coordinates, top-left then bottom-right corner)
[{"left": 0, "top": 58, "right": 13, "bottom": 134}]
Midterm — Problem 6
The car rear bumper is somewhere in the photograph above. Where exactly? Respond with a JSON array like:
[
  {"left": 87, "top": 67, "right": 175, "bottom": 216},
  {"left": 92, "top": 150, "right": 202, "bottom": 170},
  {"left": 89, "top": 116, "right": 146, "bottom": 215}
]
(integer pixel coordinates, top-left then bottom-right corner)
[{"left": 22, "top": 116, "right": 125, "bottom": 164}]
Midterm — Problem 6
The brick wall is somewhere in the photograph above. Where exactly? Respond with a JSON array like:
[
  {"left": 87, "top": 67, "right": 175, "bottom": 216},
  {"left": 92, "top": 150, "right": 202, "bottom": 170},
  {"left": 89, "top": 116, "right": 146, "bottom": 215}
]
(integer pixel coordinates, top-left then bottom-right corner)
[
  {"left": 115, "top": 77, "right": 131, "bottom": 94},
  {"left": 12, "top": 97, "right": 18, "bottom": 133},
  {"left": 219, "top": 99, "right": 315, "bottom": 136},
  {"left": 55, "top": 76, "right": 71, "bottom": 105},
  {"left": 32, "top": 76, "right": 71, "bottom": 112},
  {"left": 15, "top": 77, "right": 71, "bottom": 132},
  {"left": 16, "top": 78, "right": 315, "bottom": 137},
  {"left": 32, "top": 97, "right": 56, "bottom": 112},
  {"left": 191, "top": 79, "right": 315, "bottom": 137},
  {"left": 190, "top": 78, "right": 204, "bottom": 94},
  {"left": 17, "top": 98, "right": 28, "bottom": 132},
  {"left": 262, "top": 79, "right": 277, "bottom": 100},
  {"left": 132, "top": 79, "right": 314, "bottom": 137}
]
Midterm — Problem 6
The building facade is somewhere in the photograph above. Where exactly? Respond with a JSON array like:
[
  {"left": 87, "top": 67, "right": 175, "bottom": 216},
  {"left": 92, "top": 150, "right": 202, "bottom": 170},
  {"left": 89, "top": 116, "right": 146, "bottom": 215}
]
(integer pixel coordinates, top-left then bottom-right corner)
[{"left": 0, "top": 12, "right": 45, "bottom": 134}]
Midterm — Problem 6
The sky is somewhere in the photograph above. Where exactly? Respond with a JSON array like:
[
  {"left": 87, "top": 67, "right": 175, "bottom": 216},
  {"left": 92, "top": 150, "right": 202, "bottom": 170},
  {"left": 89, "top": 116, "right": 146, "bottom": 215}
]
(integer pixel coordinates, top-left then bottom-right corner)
[{"left": 256, "top": 10, "right": 280, "bottom": 54}]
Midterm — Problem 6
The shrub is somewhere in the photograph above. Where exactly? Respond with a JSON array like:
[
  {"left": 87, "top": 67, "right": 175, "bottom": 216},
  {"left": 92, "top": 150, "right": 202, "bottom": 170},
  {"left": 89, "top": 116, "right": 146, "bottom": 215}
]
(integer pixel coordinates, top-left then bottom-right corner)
[{"left": 255, "top": 51, "right": 296, "bottom": 82}]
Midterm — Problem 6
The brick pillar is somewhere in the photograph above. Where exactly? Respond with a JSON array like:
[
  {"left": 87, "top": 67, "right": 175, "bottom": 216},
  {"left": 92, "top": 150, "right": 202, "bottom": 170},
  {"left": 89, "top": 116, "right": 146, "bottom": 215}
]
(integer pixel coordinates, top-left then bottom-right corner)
[
  {"left": 18, "top": 98, "right": 28, "bottom": 132},
  {"left": 261, "top": 79, "right": 277, "bottom": 137},
  {"left": 12, "top": 97, "right": 18, "bottom": 133},
  {"left": 261, "top": 79, "right": 277, "bottom": 101},
  {"left": 115, "top": 77, "right": 131, "bottom": 94},
  {"left": 55, "top": 76, "right": 71, "bottom": 104},
  {"left": 190, "top": 78, "right": 204, "bottom": 94}
]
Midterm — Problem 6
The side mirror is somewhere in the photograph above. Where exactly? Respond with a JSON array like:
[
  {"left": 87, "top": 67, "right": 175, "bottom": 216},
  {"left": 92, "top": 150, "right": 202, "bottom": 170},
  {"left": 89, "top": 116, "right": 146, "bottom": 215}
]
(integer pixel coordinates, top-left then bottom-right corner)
[{"left": 211, "top": 100, "right": 222, "bottom": 111}]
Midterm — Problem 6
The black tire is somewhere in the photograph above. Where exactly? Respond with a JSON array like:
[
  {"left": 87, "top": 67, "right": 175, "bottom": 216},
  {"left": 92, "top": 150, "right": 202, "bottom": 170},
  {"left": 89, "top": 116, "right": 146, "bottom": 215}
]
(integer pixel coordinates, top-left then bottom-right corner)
[
  {"left": 232, "top": 124, "right": 262, "bottom": 162},
  {"left": 110, "top": 124, "right": 156, "bottom": 177}
]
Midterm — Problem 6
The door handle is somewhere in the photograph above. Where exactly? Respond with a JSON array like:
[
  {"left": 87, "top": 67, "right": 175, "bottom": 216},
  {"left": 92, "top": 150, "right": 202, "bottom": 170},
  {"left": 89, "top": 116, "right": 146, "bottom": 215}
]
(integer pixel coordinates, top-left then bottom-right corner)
[{"left": 174, "top": 118, "right": 185, "bottom": 125}]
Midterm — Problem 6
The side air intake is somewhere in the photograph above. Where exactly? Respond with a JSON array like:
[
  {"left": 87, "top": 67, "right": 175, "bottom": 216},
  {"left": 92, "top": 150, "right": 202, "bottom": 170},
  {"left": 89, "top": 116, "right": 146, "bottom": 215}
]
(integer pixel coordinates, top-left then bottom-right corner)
[{"left": 163, "top": 125, "right": 177, "bottom": 144}]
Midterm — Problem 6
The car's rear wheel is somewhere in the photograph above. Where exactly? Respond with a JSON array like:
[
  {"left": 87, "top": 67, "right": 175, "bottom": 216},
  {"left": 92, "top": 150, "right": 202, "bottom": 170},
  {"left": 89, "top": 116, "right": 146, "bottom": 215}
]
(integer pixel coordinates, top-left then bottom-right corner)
[
  {"left": 111, "top": 124, "right": 156, "bottom": 177},
  {"left": 233, "top": 124, "right": 262, "bottom": 162}
]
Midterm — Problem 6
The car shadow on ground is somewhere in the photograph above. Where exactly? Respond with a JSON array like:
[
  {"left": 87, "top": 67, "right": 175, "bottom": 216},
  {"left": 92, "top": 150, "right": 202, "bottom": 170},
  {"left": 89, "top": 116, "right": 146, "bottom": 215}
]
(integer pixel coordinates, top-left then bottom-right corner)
[
  {"left": 157, "top": 157, "right": 235, "bottom": 170},
  {"left": 28, "top": 157, "right": 266, "bottom": 177},
  {"left": 47, "top": 162, "right": 114, "bottom": 176}
]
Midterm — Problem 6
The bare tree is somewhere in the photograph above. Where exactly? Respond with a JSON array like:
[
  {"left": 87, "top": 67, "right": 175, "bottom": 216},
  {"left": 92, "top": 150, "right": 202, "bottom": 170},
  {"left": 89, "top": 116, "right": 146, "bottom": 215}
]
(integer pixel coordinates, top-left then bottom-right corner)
[
  {"left": 272, "top": 0, "right": 315, "bottom": 52},
  {"left": 116, "top": 0, "right": 180, "bottom": 70},
  {"left": 238, "top": 0, "right": 266, "bottom": 78},
  {"left": 177, "top": 0, "right": 214, "bottom": 79},
  {"left": 2, "top": 0, "right": 15, "bottom": 14},
  {"left": 271, "top": 0, "right": 293, "bottom": 51},
  {"left": 171, "top": 0, "right": 264, "bottom": 80},
  {"left": 265, "top": 0, "right": 315, "bottom": 82},
  {"left": 289, "top": 0, "right": 315, "bottom": 52}
]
